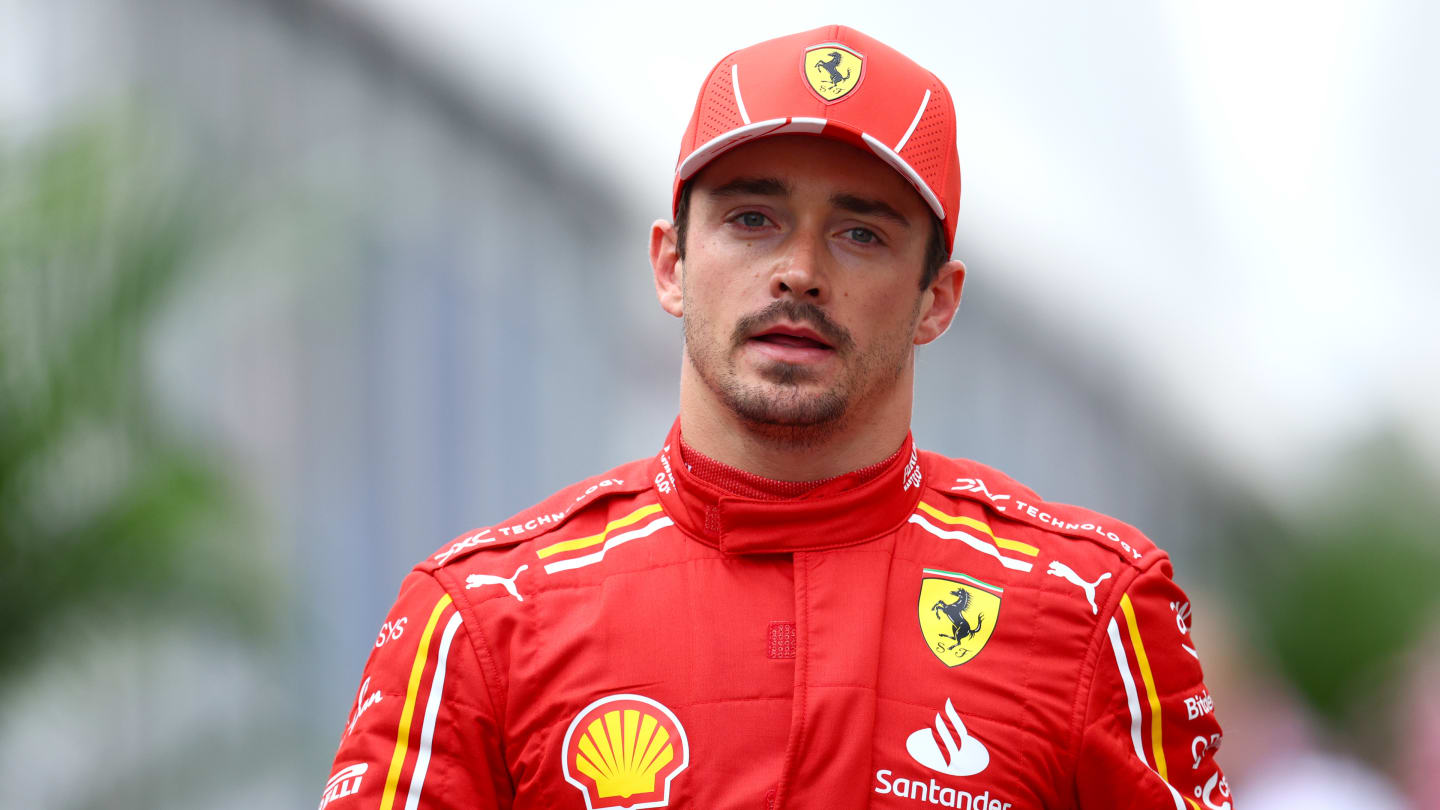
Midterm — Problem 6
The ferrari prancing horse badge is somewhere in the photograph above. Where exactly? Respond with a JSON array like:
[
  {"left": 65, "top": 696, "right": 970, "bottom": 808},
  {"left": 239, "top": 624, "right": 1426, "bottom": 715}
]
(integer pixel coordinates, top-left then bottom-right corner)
[
  {"left": 918, "top": 568, "right": 1002, "bottom": 668},
  {"left": 802, "top": 43, "right": 864, "bottom": 102}
]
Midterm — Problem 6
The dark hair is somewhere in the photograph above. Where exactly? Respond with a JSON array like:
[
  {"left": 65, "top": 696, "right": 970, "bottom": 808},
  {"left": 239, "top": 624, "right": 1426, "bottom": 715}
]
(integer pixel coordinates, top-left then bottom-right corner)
[{"left": 673, "top": 181, "right": 949, "bottom": 289}]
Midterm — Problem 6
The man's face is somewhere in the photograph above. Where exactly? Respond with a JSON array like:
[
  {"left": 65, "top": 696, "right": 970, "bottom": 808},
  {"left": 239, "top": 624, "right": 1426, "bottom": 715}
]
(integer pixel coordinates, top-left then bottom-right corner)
[{"left": 670, "top": 135, "right": 939, "bottom": 437}]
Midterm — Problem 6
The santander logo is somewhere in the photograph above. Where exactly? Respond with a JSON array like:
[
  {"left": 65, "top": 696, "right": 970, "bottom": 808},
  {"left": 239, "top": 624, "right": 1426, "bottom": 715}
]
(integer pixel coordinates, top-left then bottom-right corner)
[{"left": 905, "top": 698, "right": 990, "bottom": 777}]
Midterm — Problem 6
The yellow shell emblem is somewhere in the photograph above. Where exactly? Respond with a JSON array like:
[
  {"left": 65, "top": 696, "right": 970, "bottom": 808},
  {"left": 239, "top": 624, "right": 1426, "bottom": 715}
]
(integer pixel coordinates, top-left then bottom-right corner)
[
  {"left": 918, "top": 568, "right": 1003, "bottom": 668},
  {"left": 803, "top": 43, "right": 864, "bottom": 102},
  {"left": 562, "top": 694, "right": 690, "bottom": 810}
]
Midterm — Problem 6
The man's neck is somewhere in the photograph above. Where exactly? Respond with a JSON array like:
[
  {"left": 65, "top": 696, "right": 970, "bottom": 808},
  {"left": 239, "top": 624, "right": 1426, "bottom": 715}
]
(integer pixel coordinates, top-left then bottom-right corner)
[{"left": 677, "top": 370, "right": 914, "bottom": 482}]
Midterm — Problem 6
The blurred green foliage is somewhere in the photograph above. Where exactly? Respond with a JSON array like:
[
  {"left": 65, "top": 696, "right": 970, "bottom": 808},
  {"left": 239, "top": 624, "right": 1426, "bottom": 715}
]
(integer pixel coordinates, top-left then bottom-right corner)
[
  {"left": 0, "top": 117, "right": 274, "bottom": 692},
  {"left": 1225, "top": 433, "right": 1440, "bottom": 761}
]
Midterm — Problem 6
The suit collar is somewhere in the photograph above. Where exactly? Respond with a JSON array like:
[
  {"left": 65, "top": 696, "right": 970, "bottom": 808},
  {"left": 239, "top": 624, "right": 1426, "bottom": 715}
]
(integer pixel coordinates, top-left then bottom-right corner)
[{"left": 652, "top": 419, "right": 924, "bottom": 554}]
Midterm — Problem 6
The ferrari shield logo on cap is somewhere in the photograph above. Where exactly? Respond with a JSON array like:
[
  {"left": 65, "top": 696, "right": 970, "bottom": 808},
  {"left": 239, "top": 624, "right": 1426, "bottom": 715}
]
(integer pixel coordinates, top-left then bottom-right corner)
[
  {"left": 803, "top": 43, "right": 864, "bottom": 102},
  {"left": 918, "top": 569, "right": 1002, "bottom": 668},
  {"left": 561, "top": 693, "right": 690, "bottom": 810}
]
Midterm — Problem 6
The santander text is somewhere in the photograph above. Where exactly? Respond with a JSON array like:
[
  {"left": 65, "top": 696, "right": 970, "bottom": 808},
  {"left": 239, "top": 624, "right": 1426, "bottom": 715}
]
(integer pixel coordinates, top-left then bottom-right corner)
[{"left": 874, "top": 769, "right": 1012, "bottom": 809}]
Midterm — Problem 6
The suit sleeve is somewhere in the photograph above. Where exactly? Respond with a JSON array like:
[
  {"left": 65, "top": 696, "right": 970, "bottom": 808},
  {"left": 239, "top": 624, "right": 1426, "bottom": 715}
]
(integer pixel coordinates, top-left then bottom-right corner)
[
  {"left": 319, "top": 571, "right": 513, "bottom": 810},
  {"left": 1075, "top": 561, "right": 1231, "bottom": 810}
]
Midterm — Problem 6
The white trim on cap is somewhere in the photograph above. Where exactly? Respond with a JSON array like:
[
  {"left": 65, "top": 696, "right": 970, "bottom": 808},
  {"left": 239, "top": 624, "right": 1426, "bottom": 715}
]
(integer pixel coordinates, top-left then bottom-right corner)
[
  {"left": 676, "top": 119, "right": 944, "bottom": 223},
  {"left": 786, "top": 117, "right": 828, "bottom": 132},
  {"left": 730, "top": 64, "right": 751, "bottom": 125},
  {"left": 677, "top": 118, "right": 828, "bottom": 181},
  {"left": 861, "top": 132, "right": 945, "bottom": 221},
  {"left": 894, "top": 89, "right": 931, "bottom": 153}
]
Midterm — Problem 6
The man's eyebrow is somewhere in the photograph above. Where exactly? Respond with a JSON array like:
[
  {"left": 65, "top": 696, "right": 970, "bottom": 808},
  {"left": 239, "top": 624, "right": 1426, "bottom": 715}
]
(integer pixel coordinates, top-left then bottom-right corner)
[
  {"left": 831, "top": 193, "right": 912, "bottom": 229},
  {"left": 706, "top": 176, "right": 790, "bottom": 198}
]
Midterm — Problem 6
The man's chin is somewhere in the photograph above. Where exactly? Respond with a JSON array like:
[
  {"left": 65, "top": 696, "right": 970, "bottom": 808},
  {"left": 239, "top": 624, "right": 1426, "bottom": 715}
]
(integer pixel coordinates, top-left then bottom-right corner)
[
  {"left": 721, "top": 381, "right": 847, "bottom": 432},
  {"left": 753, "top": 362, "right": 820, "bottom": 387}
]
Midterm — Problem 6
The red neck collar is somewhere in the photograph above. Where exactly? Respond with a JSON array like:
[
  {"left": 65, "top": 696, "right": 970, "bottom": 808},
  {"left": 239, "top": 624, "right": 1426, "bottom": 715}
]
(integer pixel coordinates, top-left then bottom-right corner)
[
  {"left": 651, "top": 419, "right": 925, "bottom": 554},
  {"left": 677, "top": 435, "right": 900, "bottom": 500}
]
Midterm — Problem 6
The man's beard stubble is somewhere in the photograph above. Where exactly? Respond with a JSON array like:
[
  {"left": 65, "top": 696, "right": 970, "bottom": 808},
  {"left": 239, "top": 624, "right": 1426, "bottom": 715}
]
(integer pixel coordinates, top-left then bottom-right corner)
[{"left": 683, "top": 298, "right": 909, "bottom": 447}]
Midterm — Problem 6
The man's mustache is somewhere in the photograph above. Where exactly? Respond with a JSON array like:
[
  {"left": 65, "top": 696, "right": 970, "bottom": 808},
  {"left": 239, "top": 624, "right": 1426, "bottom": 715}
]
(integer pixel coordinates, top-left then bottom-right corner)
[{"left": 731, "top": 300, "right": 855, "bottom": 353}]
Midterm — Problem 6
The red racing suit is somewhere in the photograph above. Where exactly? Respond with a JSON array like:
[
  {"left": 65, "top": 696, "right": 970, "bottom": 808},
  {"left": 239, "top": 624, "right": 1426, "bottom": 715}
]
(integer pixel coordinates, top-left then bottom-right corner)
[{"left": 321, "top": 421, "right": 1230, "bottom": 810}]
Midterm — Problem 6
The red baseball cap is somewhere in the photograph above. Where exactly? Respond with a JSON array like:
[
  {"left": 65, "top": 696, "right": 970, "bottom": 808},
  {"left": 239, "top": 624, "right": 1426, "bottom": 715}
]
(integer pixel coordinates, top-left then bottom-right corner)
[{"left": 673, "top": 25, "right": 962, "bottom": 253}]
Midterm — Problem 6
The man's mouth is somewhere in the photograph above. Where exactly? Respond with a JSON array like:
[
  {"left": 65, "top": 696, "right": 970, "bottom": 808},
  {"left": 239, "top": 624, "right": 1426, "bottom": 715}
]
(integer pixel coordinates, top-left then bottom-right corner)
[
  {"left": 752, "top": 332, "right": 832, "bottom": 351},
  {"left": 744, "top": 325, "right": 837, "bottom": 365},
  {"left": 731, "top": 301, "right": 855, "bottom": 358},
  {"left": 754, "top": 322, "right": 835, "bottom": 345}
]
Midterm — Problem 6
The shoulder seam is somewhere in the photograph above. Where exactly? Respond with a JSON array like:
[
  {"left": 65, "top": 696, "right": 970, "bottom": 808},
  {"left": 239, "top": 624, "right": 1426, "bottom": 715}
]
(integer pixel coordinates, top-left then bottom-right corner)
[
  {"left": 1064, "top": 553, "right": 1171, "bottom": 786},
  {"left": 487, "top": 475, "right": 652, "bottom": 544},
  {"left": 420, "top": 569, "right": 510, "bottom": 737},
  {"left": 1064, "top": 562, "right": 1143, "bottom": 789},
  {"left": 424, "top": 469, "right": 656, "bottom": 570},
  {"left": 921, "top": 473, "right": 1152, "bottom": 569}
]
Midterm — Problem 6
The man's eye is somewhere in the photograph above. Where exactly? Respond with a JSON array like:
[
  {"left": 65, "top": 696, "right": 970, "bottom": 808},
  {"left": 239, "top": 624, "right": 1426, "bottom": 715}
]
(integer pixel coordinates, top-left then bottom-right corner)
[
  {"left": 736, "top": 212, "right": 769, "bottom": 228},
  {"left": 847, "top": 227, "right": 879, "bottom": 244}
]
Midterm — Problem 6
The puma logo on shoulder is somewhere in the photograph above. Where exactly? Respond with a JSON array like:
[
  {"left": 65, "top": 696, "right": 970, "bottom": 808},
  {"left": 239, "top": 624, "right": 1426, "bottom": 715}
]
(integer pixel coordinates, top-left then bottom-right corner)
[
  {"left": 465, "top": 564, "right": 529, "bottom": 602},
  {"left": 1046, "top": 560, "right": 1111, "bottom": 615}
]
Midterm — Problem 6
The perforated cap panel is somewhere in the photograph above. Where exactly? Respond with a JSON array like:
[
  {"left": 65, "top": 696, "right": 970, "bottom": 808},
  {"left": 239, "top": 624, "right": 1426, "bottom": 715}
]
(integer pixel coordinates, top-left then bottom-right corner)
[{"left": 695, "top": 59, "right": 746, "bottom": 147}]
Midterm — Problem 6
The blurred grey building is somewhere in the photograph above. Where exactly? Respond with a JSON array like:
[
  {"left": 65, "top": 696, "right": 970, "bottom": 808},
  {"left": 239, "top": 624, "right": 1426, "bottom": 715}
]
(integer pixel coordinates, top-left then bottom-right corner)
[{"left": 1, "top": 0, "right": 1244, "bottom": 807}]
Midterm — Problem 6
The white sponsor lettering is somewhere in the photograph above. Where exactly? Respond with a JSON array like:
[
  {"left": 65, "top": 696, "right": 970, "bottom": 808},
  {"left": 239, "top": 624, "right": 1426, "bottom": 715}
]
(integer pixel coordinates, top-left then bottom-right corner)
[
  {"left": 1014, "top": 499, "right": 1141, "bottom": 559},
  {"left": 434, "top": 529, "right": 494, "bottom": 565},
  {"left": 346, "top": 678, "right": 383, "bottom": 736},
  {"left": 950, "top": 478, "right": 1010, "bottom": 511},
  {"left": 1185, "top": 688, "right": 1214, "bottom": 721},
  {"left": 903, "top": 446, "right": 923, "bottom": 491},
  {"left": 442, "top": 479, "right": 629, "bottom": 556},
  {"left": 577, "top": 479, "right": 622, "bottom": 502},
  {"left": 873, "top": 769, "right": 1012, "bottom": 809},
  {"left": 1191, "top": 733, "right": 1223, "bottom": 770},
  {"left": 1046, "top": 560, "right": 1112, "bottom": 615},
  {"left": 1173, "top": 600, "right": 1202, "bottom": 657},
  {"left": 1195, "top": 769, "right": 1231, "bottom": 810},
  {"left": 375, "top": 617, "right": 406, "bottom": 648},
  {"left": 1170, "top": 600, "right": 1192, "bottom": 635},
  {"left": 319, "top": 763, "right": 366, "bottom": 810},
  {"left": 953, "top": 478, "right": 1144, "bottom": 559},
  {"left": 464, "top": 564, "right": 528, "bottom": 602},
  {"left": 500, "top": 478, "right": 629, "bottom": 538},
  {"left": 581, "top": 479, "right": 623, "bottom": 498},
  {"left": 496, "top": 512, "right": 568, "bottom": 537},
  {"left": 658, "top": 448, "right": 677, "bottom": 495},
  {"left": 906, "top": 698, "right": 990, "bottom": 777}
]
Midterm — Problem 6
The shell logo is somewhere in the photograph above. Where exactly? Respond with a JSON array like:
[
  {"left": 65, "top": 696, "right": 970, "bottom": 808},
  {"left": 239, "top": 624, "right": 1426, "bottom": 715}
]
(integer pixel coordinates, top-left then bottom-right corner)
[{"left": 561, "top": 694, "right": 690, "bottom": 810}]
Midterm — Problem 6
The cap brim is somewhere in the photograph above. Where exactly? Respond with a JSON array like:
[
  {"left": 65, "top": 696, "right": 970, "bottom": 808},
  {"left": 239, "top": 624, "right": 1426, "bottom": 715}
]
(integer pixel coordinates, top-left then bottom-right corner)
[{"left": 674, "top": 118, "right": 946, "bottom": 224}]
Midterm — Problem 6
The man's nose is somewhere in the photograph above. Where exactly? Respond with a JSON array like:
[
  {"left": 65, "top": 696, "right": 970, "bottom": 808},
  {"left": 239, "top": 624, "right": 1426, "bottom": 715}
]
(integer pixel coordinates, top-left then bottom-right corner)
[{"left": 769, "top": 231, "right": 828, "bottom": 302}]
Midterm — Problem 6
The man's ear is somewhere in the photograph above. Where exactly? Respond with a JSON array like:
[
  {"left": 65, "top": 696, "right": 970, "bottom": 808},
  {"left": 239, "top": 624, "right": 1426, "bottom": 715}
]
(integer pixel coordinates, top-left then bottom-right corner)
[
  {"left": 650, "top": 219, "right": 683, "bottom": 319},
  {"left": 914, "top": 259, "right": 966, "bottom": 345}
]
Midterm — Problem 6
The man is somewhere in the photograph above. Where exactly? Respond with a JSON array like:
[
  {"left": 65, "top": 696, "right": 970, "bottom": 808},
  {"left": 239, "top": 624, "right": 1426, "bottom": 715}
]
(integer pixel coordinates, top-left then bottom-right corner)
[{"left": 320, "top": 25, "right": 1230, "bottom": 810}]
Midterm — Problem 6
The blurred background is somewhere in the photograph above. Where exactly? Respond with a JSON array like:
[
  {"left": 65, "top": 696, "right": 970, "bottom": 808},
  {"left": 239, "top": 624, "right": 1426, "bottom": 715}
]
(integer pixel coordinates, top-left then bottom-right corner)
[{"left": 2, "top": 0, "right": 1437, "bottom": 807}]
